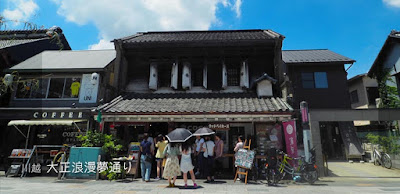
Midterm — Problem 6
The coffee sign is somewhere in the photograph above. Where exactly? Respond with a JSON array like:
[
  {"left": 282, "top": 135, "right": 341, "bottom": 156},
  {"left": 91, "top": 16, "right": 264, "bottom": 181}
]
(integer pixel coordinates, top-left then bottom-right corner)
[{"left": 33, "top": 111, "right": 84, "bottom": 119}]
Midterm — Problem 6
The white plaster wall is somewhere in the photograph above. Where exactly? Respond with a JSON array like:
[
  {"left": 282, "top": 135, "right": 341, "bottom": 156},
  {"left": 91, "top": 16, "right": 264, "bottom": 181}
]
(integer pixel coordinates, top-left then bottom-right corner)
[{"left": 256, "top": 80, "right": 273, "bottom": 97}]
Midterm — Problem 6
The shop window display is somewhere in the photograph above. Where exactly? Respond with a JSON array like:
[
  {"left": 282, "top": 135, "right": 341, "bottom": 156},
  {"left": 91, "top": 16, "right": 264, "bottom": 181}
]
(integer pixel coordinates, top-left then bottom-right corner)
[{"left": 15, "top": 77, "right": 81, "bottom": 99}]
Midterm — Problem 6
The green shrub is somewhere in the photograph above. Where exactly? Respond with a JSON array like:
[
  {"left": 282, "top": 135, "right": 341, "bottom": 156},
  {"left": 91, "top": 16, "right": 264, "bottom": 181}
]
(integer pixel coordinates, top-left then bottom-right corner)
[
  {"left": 366, "top": 133, "right": 400, "bottom": 154},
  {"left": 77, "top": 130, "right": 123, "bottom": 158}
]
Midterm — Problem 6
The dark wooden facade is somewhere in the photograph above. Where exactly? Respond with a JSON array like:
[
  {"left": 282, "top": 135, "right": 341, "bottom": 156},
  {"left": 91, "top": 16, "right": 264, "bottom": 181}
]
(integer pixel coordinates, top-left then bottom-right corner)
[{"left": 285, "top": 63, "right": 351, "bottom": 109}]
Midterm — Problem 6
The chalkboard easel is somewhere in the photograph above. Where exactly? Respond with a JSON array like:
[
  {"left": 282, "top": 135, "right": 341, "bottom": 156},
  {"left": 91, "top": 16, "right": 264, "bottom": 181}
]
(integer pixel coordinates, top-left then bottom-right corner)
[{"left": 234, "top": 139, "right": 251, "bottom": 184}]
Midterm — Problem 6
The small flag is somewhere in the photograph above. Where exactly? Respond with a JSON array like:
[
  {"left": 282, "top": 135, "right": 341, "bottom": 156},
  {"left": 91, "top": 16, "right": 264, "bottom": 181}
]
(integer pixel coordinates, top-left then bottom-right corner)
[{"left": 96, "top": 111, "right": 102, "bottom": 123}]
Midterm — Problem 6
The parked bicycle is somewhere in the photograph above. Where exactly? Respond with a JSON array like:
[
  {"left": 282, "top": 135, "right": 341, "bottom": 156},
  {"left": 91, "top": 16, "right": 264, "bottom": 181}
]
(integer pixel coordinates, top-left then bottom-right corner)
[
  {"left": 275, "top": 148, "right": 318, "bottom": 184},
  {"left": 372, "top": 146, "right": 392, "bottom": 169}
]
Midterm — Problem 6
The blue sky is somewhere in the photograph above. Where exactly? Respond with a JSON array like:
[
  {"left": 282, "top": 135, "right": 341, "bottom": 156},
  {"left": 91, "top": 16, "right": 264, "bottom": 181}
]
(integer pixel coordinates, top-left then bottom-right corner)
[{"left": 1, "top": 0, "right": 400, "bottom": 79}]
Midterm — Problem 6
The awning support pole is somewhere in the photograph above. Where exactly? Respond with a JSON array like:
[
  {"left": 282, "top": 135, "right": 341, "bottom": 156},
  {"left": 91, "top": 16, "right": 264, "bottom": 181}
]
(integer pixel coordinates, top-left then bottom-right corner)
[
  {"left": 13, "top": 125, "right": 27, "bottom": 139},
  {"left": 73, "top": 122, "right": 81, "bottom": 131},
  {"left": 25, "top": 126, "right": 31, "bottom": 149}
]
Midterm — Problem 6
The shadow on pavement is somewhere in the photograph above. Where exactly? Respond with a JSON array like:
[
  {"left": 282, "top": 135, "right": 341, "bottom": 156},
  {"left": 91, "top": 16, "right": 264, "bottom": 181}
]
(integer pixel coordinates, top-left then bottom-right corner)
[
  {"left": 54, "top": 179, "right": 91, "bottom": 183},
  {"left": 202, "top": 180, "right": 227, "bottom": 184},
  {"left": 177, "top": 185, "right": 204, "bottom": 189},
  {"left": 116, "top": 179, "right": 139, "bottom": 183}
]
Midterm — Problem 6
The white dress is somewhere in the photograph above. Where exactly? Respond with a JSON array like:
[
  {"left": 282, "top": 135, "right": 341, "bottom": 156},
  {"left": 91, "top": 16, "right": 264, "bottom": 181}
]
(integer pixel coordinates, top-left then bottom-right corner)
[{"left": 180, "top": 147, "right": 194, "bottom": 173}]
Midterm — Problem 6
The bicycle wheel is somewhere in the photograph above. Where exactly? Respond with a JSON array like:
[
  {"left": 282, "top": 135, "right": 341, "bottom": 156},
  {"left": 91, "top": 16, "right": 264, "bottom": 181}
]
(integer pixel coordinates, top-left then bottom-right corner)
[
  {"left": 303, "top": 170, "right": 318, "bottom": 184},
  {"left": 382, "top": 154, "right": 392, "bottom": 169}
]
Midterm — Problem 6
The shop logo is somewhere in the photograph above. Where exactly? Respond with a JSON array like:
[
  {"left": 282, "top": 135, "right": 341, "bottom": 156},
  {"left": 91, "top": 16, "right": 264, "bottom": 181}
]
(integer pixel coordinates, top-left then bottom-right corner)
[{"left": 286, "top": 124, "right": 294, "bottom": 135}]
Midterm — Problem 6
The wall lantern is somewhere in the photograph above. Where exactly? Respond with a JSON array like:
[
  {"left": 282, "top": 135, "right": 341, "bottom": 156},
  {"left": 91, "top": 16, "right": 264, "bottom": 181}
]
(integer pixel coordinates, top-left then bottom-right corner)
[
  {"left": 91, "top": 72, "right": 99, "bottom": 85},
  {"left": 3, "top": 74, "right": 13, "bottom": 86}
]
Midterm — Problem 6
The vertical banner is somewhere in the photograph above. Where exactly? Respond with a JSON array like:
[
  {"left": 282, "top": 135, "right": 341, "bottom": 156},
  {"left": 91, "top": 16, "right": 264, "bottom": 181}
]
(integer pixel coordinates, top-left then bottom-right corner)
[{"left": 283, "top": 120, "right": 298, "bottom": 165}]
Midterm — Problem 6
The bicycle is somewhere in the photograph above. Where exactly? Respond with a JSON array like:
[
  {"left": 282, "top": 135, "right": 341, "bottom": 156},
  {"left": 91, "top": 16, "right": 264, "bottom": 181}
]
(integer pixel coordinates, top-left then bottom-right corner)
[
  {"left": 372, "top": 146, "right": 392, "bottom": 169},
  {"left": 276, "top": 149, "right": 318, "bottom": 184}
]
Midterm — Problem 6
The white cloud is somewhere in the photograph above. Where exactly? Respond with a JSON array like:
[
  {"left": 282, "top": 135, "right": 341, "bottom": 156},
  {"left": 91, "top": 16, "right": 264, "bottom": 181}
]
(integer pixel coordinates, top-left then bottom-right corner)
[
  {"left": 51, "top": 0, "right": 243, "bottom": 50},
  {"left": 88, "top": 39, "right": 114, "bottom": 50},
  {"left": 2, "top": 0, "right": 39, "bottom": 23},
  {"left": 233, "top": 0, "right": 242, "bottom": 18},
  {"left": 383, "top": 0, "right": 400, "bottom": 8}
]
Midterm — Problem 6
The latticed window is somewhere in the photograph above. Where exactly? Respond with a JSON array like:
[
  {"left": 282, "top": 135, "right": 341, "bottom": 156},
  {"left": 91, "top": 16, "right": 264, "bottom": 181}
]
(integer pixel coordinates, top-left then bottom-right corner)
[{"left": 227, "top": 65, "right": 240, "bottom": 86}]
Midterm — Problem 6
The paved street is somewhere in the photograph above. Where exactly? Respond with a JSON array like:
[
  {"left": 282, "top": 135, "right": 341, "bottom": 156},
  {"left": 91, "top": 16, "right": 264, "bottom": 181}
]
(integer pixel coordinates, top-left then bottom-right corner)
[{"left": 1, "top": 162, "right": 400, "bottom": 194}]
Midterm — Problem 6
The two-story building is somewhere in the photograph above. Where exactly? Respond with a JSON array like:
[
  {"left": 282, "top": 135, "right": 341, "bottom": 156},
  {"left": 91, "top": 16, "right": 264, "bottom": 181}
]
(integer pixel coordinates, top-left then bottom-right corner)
[
  {"left": 97, "top": 30, "right": 294, "bottom": 170},
  {"left": 281, "top": 49, "right": 359, "bottom": 161},
  {"left": 0, "top": 50, "right": 117, "bottom": 169},
  {"left": 347, "top": 74, "right": 386, "bottom": 138}
]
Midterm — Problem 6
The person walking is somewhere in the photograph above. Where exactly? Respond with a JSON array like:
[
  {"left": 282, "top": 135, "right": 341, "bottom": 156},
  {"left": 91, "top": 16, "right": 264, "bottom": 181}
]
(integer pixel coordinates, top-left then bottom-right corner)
[
  {"left": 140, "top": 134, "right": 154, "bottom": 182},
  {"left": 234, "top": 135, "right": 244, "bottom": 181},
  {"left": 202, "top": 135, "right": 215, "bottom": 183},
  {"left": 155, "top": 134, "right": 168, "bottom": 180},
  {"left": 180, "top": 143, "right": 197, "bottom": 188},
  {"left": 214, "top": 134, "right": 224, "bottom": 176},
  {"left": 194, "top": 135, "right": 205, "bottom": 177},
  {"left": 163, "top": 142, "right": 181, "bottom": 187}
]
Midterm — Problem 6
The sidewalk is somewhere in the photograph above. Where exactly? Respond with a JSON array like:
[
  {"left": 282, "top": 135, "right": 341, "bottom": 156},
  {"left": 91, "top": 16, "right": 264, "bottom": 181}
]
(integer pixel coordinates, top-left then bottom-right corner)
[{"left": 1, "top": 162, "right": 400, "bottom": 194}]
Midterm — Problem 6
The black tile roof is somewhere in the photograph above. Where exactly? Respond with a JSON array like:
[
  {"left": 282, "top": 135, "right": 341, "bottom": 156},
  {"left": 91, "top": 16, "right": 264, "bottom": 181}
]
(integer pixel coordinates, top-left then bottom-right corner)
[
  {"left": 282, "top": 49, "right": 355, "bottom": 64},
  {"left": 368, "top": 30, "right": 400, "bottom": 77},
  {"left": 0, "top": 26, "right": 69, "bottom": 49},
  {"left": 116, "top": 29, "right": 284, "bottom": 46},
  {"left": 99, "top": 93, "right": 293, "bottom": 114}
]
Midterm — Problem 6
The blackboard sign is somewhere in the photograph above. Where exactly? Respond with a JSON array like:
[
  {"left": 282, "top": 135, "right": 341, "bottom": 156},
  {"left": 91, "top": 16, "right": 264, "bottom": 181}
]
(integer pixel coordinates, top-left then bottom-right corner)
[{"left": 234, "top": 149, "right": 255, "bottom": 169}]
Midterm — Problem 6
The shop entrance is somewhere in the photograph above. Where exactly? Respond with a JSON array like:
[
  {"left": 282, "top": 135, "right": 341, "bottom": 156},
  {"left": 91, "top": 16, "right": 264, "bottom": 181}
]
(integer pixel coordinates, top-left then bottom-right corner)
[{"left": 320, "top": 122, "right": 345, "bottom": 160}]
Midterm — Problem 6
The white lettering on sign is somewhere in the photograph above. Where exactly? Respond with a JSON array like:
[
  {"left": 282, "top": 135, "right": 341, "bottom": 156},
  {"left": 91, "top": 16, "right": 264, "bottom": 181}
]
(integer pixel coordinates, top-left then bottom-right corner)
[
  {"left": 208, "top": 123, "right": 230, "bottom": 130},
  {"left": 32, "top": 112, "right": 84, "bottom": 119}
]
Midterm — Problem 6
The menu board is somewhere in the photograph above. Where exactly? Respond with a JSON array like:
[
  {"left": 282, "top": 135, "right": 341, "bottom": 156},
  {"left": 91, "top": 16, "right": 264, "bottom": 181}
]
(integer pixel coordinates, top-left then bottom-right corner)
[{"left": 234, "top": 149, "right": 255, "bottom": 169}]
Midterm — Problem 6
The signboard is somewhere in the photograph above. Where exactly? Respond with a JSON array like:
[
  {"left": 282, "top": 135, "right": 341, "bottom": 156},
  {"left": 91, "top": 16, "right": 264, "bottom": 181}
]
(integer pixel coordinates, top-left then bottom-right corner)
[
  {"left": 209, "top": 123, "right": 230, "bottom": 130},
  {"left": 234, "top": 149, "right": 255, "bottom": 169},
  {"left": 33, "top": 111, "right": 85, "bottom": 119},
  {"left": 283, "top": 120, "right": 298, "bottom": 163},
  {"left": 79, "top": 74, "right": 99, "bottom": 103}
]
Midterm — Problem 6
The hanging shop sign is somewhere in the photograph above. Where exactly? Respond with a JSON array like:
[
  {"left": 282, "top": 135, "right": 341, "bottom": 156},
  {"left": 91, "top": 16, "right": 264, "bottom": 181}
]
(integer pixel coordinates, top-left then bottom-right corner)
[
  {"left": 283, "top": 120, "right": 298, "bottom": 163},
  {"left": 79, "top": 74, "right": 99, "bottom": 103},
  {"left": 208, "top": 123, "right": 230, "bottom": 130},
  {"left": 33, "top": 111, "right": 85, "bottom": 119}
]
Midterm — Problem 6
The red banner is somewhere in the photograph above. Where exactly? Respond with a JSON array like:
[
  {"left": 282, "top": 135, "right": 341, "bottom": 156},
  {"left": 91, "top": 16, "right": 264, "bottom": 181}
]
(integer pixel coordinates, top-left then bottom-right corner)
[{"left": 283, "top": 120, "right": 298, "bottom": 164}]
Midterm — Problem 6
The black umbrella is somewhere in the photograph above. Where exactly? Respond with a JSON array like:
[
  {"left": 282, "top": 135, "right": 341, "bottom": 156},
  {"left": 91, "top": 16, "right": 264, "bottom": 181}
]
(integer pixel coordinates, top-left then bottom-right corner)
[
  {"left": 166, "top": 128, "right": 192, "bottom": 142},
  {"left": 193, "top": 127, "right": 215, "bottom": 136}
]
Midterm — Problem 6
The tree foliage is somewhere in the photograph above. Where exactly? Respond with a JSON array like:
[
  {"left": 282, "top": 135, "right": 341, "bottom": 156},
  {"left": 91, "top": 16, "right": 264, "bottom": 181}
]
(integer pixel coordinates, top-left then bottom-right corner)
[{"left": 377, "top": 68, "right": 400, "bottom": 108}]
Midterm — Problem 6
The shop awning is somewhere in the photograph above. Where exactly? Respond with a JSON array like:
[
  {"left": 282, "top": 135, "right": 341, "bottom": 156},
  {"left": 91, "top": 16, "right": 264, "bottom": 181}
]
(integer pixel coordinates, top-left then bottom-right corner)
[{"left": 7, "top": 119, "right": 86, "bottom": 126}]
